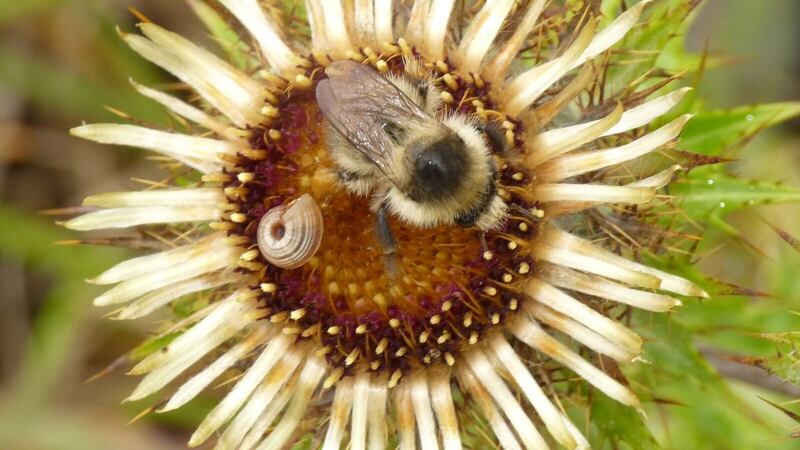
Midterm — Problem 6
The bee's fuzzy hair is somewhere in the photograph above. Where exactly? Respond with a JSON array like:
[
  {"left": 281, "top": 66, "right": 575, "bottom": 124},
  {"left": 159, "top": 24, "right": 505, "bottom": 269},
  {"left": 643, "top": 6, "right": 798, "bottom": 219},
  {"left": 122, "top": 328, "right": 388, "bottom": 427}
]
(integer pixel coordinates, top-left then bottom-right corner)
[{"left": 384, "top": 113, "right": 507, "bottom": 230}]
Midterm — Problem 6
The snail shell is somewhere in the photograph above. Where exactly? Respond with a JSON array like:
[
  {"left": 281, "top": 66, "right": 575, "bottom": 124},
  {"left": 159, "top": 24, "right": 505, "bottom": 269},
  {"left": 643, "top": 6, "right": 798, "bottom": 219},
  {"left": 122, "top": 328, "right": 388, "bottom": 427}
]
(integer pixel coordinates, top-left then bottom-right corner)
[{"left": 257, "top": 194, "right": 323, "bottom": 269}]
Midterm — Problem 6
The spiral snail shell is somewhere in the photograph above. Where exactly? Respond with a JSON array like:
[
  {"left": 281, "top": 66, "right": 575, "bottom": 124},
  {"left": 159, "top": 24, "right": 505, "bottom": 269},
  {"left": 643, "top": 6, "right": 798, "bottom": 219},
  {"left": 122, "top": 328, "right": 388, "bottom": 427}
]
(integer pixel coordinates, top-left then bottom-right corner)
[{"left": 256, "top": 194, "right": 324, "bottom": 269}]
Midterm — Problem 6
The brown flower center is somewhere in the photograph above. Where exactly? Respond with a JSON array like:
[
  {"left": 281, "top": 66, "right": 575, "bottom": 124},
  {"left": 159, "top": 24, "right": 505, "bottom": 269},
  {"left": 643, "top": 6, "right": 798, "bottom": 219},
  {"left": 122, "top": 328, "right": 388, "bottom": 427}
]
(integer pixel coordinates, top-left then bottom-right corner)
[{"left": 225, "top": 54, "right": 538, "bottom": 376}]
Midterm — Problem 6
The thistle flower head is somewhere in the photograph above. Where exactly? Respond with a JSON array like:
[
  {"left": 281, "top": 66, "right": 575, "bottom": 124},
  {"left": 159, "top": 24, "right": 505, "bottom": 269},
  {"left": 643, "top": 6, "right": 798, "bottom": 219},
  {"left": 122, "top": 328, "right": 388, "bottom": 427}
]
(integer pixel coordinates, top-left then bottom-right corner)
[{"left": 67, "top": 1, "right": 709, "bottom": 448}]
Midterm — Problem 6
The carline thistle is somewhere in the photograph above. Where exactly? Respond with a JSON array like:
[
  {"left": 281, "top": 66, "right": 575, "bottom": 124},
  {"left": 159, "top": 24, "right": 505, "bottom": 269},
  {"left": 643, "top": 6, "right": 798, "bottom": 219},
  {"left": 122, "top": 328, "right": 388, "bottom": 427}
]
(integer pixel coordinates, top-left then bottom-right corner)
[{"left": 66, "top": 1, "right": 707, "bottom": 449}]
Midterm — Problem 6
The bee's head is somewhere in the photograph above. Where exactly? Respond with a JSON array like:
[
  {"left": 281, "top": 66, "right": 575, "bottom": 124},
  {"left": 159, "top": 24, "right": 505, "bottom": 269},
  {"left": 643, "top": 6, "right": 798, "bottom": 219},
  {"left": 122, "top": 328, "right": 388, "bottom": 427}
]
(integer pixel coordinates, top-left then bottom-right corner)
[
  {"left": 389, "top": 117, "right": 507, "bottom": 230},
  {"left": 406, "top": 132, "right": 469, "bottom": 203}
]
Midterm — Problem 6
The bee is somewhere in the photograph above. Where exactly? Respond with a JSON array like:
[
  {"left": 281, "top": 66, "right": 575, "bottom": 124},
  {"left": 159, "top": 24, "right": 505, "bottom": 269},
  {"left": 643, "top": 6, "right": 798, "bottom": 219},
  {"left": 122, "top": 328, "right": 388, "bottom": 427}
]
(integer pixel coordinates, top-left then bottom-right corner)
[{"left": 315, "top": 60, "right": 507, "bottom": 270}]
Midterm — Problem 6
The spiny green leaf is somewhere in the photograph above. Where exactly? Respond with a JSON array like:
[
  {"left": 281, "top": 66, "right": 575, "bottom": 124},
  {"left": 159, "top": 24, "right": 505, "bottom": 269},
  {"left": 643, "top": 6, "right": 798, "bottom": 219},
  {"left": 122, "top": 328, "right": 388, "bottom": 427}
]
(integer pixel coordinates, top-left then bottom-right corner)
[
  {"left": 680, "top": 102, "right": 800, "bottom": 156},
  {"left": 758, "top": 397, "right": 800, "bottom": 424},
  {"left": 0, "top": 45, "right": 163, "bottom": 122},
  {"left": 289, "top": 437, "right": 315, "bottom": 450},
  {"left": 188, "top": 0, "right": 256, "bottom": 71},
  {"left": 747, "top": 353, "right": 800, "bottom": 387},
  {"left": 590, "top": 395, "right": 660, "bottom": 449},
  {"left": 0, "top": 207, "right": 128, "bottom": 404},
  {"left": 0, "top": 206, "right": 126, "bottom": 277},
  {"left": 670, "top": 167, "right": 800, "bottom": 217},
  {"left": 0, "top": 0, "right": 63, "bottom": 25},
  {"left": 642, "top": 251, "right": 800, "bottom": 356},
  {"left": 655, "top": 34, "right": 728, "bottom": 76},
  {"left": 94, "top": 15, "right": 165, "bottom": 89},
  {"left": 627, "top": 314, "right": 797, "bottom": 449},
  {"left": 129, "top": 332, "right": 181, "bottom": 362},
  {"left": 647, "top": 255, "right": 769, "bottom": 298},
  {"left": 766, "top": 222, "right": 800, "bottom": 254},
  {"left": 171, "top": 293, "right": 211, "bottom": 318},
  {"left": 283, "top": 0, "right": 308, "bottom": 21},
  {"left": 142, "top": 395, "right": 218, "bottom": 428},
  {"left": 654, "top": 35, "right": 703, "bottom": 73},
  {"left": 752, "top": 332, "right": 800, "bottom": 347},
  {"left": 603, "top": 0, "right": 700, "bottom": 92}
]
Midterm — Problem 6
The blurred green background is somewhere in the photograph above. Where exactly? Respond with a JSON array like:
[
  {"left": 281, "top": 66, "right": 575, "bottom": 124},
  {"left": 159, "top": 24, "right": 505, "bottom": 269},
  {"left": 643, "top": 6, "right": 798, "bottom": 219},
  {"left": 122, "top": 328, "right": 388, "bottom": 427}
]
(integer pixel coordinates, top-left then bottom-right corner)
[{"left": 0, "top": 1, "right": 798, "bottom": 449}]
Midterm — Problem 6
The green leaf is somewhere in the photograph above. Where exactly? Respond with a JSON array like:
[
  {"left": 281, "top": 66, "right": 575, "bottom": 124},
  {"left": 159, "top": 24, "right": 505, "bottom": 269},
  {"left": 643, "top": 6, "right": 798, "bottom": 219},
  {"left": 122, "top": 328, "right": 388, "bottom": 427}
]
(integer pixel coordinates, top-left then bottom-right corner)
[
  {"left": 627, "top": 314, "right": 797, "bottom": 449},
  {"left": 171, "top": 293, "right": 210, "bottom": 318},
  {"left": 641, "top": 249, "right": 800, "bottom": 357},
  {"left": 654, "top": 35, "right": 729, "bottom": 77},
  {"left": 0, "top": 44, "right": 163, "bottom": 122},
  {"left": 603, "top": 0, "right": 699, "bottom": 92},
  {"left": 0, "top": 207, "right": 128, "bottom": 405},
  {"left": 188, "top": 0, "right": 256, "bottom": 71},
  {"left": 129, "top": 332, "right": 181, "bottom": 362},
  {"left": 743, "top": 338, "right": 800, "bottom": 387},
  {"left": 0, "top": 207, "right": 125, "bottom": 279},
  {"left": 680, "top": 102, "right": 800, "bottom": 156},
  {"left": 754, "top": 332, "right": 800, "bottom": 347},
  {"left": 590, "top": 395, "right": 660, "bottom": 449},
  {"left": 0, "top": 0, "right": 64, "bottom": 25},
  {"left": 283, "top": 0, "right": 308, "bottom": 21},
  {"left": 670, "top": 167, "right": 800, "bottom": 218}
]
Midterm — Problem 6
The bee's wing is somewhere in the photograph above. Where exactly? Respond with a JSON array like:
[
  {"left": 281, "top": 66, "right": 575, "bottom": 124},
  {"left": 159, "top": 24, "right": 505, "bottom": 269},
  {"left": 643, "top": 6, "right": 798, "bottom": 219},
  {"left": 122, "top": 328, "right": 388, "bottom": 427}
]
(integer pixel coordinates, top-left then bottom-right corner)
[{"left": 316, "top": 61, "right": 432, "bottom": 183}]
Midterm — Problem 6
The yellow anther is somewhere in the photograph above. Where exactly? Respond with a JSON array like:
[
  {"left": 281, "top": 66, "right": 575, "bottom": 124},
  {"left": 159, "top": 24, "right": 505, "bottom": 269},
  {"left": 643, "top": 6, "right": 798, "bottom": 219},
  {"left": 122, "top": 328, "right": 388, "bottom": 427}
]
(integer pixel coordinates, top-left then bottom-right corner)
[
  {"left": 290, "top": 308, "right": 306, "bottom": 320},
  {"left": 440, "top": 91, "right": 455, "bottom": 104},
  {"left": 293, "top": 74, "right": 312, "bottom": 89},
  {"left": 345, "top": 348, "right": 360, "bottom": 366},
  {"left": 268, "top": 129, "right": 282, "bottom": 141},
  {"left": 237, "top": 172, "right": 255, "bottom": 183},
  {"left": 419, "top": 331, "right": 430, "bottom": 344},
  {"left": 376, "top": 59, "right": 389, "bottom": 73},
  {"left": 230, "top": 212, "right": 247, "bottom": 223},
  {"left": 240, "top": 249, "right": 260, "bottom": 261},
  {"left": 388, "top": 370, "right": 403, "bottom": 388},
  {"left": 261, "top": 105, "right": 279, "bottom": 118},
  {"left": 443, "top": 73, "right": 459, "bottom": 91},
  {"left": 375, "top": 338, "right": 389, "bottom": 355},
  {"left": 323, "top": 367, "right": 345, "bottom": 389}
]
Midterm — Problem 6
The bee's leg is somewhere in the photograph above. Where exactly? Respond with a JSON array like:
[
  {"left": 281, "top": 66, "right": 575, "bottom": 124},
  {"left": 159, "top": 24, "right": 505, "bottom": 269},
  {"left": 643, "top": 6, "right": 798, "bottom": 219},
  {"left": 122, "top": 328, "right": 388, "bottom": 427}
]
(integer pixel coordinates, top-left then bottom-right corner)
[{"left": 375, "top": 204, "right": 399, "bottom": 277}]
